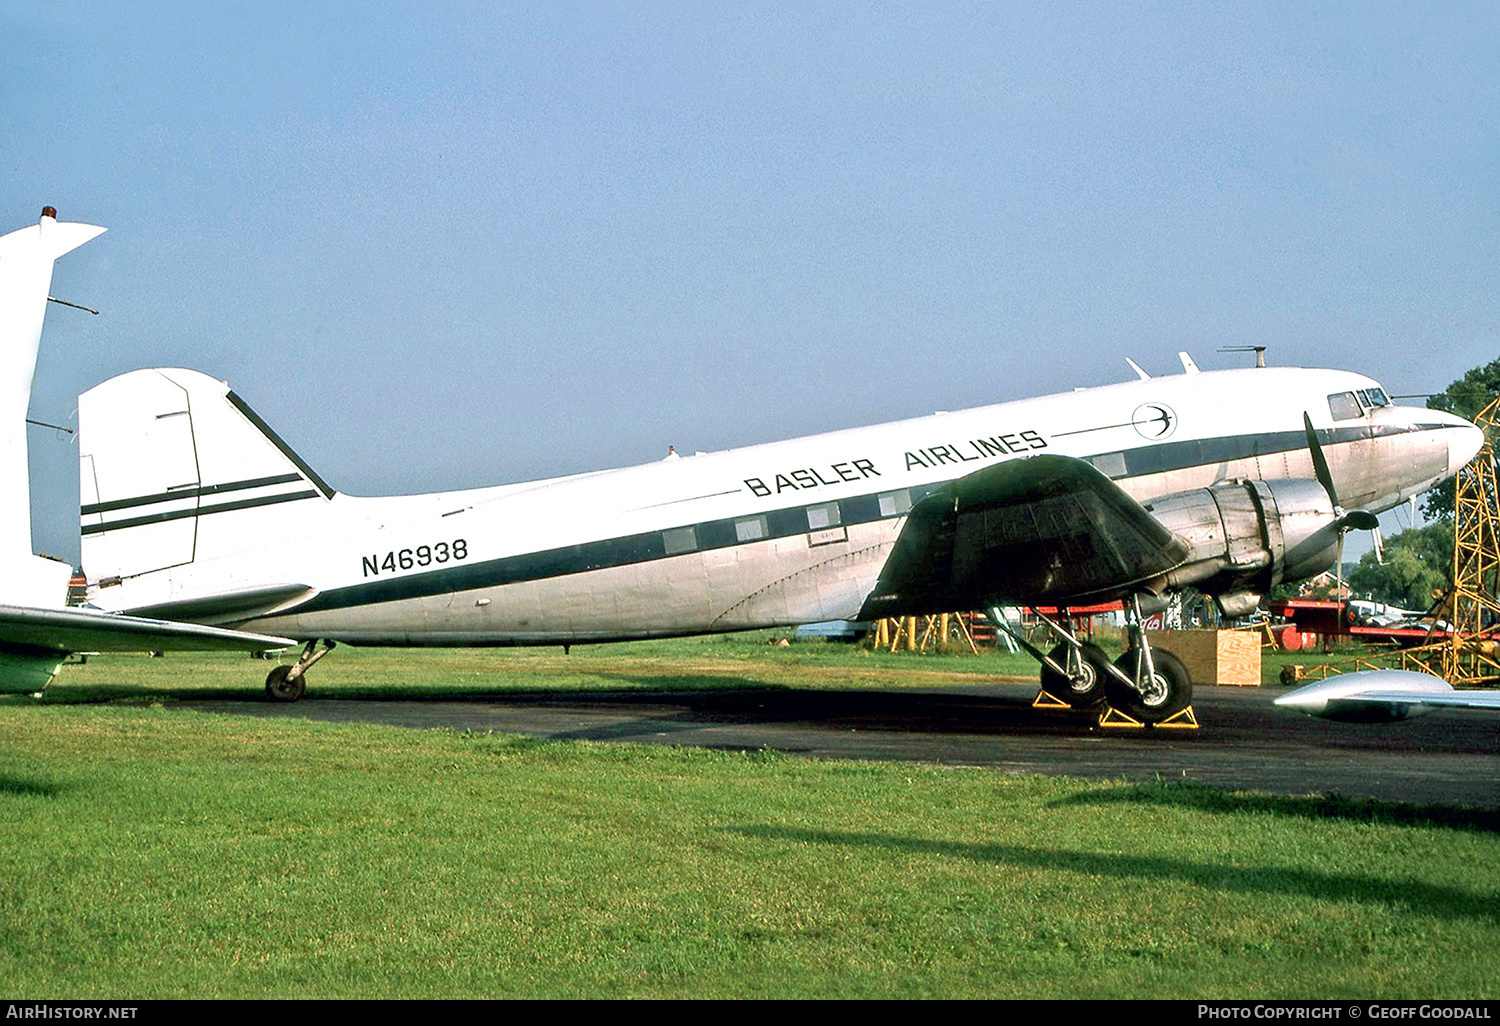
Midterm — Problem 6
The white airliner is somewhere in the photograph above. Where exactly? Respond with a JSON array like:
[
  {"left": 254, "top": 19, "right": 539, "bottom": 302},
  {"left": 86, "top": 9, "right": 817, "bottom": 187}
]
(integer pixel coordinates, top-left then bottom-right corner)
[
  {"left": 0, "top": 208, "right": 291, "bottom": 694},
  {"left": 76, "top": 340, "right": 1481, "bottom": 720}
]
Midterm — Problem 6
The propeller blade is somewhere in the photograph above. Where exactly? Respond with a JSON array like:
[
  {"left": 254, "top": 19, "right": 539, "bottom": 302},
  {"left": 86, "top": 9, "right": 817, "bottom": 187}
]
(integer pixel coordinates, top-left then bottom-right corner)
[
  {"left": 1303, "top": 412, "right": 1340, "bottom": 508},
  {"left": 1305, "top": 411, "right": 1379, "bottom": 533},
  {"left": 1373, "top": 524, "right": 1385, "bottom": 565}
]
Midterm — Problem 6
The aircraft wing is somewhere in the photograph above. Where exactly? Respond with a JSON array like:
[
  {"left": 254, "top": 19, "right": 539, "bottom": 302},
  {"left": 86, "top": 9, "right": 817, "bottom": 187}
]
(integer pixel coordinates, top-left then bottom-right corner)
[
  {"left": 1275, "top": 670, "right": 1500, "bottom": 722},
  {"left": 860, "top": 454, "right": 1191, "bottom": 618},
  {"left": 1347, "top": 690, "right": 1500, "bottom": 711},
  {"left": 0, "top": 603, "right": 294, "bottom": 655}
]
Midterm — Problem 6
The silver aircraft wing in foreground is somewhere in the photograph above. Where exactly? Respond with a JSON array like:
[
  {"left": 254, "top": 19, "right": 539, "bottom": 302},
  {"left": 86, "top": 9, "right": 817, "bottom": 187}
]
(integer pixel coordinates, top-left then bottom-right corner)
[{"left": 1275, "top": 670, "right": 1500, "bottom": 723}]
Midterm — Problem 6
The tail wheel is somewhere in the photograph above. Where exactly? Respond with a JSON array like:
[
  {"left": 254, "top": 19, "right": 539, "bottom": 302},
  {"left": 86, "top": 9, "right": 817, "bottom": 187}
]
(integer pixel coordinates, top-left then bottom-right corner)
[
  {"left": 1039, "top": 642, "right": 1111, "bottom": 708},
  {"left": 265, "top": 664, "right": 306, "bottom": 703},
  {"left": 1104, "top": 648, "right": 1192, "bottom": 723}
]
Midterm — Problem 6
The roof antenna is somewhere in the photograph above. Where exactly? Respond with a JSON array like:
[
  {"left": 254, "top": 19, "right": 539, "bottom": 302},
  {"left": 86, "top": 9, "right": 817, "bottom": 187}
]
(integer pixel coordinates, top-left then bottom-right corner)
[
  {"left": 46, "top": 296, "right": 99, "bottom": 315},
  {"left": 1220, "top": 345, "right": 1267, "bottom": 368}
]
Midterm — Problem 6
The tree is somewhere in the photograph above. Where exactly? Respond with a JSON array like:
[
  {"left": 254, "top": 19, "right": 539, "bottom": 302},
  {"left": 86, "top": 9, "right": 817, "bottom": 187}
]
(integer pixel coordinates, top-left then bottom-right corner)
[
  {"left": 1346, "top": 522, "right": 1454, "bottom": 611},
  {"left": 1420, "top": 356, "right": 1500, "bottom": 522}
]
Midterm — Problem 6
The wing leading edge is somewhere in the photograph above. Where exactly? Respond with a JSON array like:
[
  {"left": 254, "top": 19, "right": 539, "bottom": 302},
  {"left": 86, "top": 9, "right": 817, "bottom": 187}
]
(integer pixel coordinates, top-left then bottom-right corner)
[
  {"left": 1275, "top": 670, "right": 1500, "bottom": 723},
  {"left": 859, "top": 454, "right": 1191, "bottom": 619}
]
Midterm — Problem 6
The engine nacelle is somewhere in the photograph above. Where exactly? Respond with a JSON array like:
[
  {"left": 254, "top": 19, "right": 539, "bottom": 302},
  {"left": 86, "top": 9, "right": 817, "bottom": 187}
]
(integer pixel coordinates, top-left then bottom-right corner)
[{"left": 1144, "top": 479, "right": 1341, "bottom": 615}]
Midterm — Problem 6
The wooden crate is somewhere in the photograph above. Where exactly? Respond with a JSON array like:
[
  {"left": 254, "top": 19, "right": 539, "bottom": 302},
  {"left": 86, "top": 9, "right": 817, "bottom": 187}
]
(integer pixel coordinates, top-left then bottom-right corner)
[{"left": 1145, "top": 629, "right": 1261, "bottom": 687}]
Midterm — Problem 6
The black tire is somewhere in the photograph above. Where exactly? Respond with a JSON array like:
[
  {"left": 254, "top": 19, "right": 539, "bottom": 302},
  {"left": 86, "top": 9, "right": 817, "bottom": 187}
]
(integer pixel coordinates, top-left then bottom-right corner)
[
  {"left": 1104, "top": 648, "right": 1192, "bottom": 724},
  {"left": 1039, "top": 642, "right": 1111, "bottom": 708},
  {"left": 265, "top": 664, "right": 306, "bottom": 703}
]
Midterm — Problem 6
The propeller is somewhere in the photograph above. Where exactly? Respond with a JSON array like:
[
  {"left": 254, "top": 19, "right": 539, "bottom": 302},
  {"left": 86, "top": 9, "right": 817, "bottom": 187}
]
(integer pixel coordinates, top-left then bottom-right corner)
[{"left": 1303, "top": 412, "right": 1380, "bottom": 593}]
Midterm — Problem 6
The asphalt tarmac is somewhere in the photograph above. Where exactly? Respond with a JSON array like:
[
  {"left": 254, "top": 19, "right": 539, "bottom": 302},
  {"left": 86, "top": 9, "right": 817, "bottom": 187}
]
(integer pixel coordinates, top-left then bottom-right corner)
[{"left": 183, "top": 681, "right": 1500, "bottom": 809}]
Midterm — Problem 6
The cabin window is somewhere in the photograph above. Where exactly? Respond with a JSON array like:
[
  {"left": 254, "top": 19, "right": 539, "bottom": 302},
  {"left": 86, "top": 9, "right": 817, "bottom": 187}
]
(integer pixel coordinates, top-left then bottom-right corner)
[
  {"left": 806, "top": 501, "right": 841, "bottom": 530},
  {"left": 1327, "top": 392, "right": 1363, "bottom": 421},
  {"left": 662, "top": 526, "right": 697, "bottom": 556},
  {"left": 734, "top": 515, "right": 768, "bottom": 543},
  {"left": 878, "top": 490, "right": 912, "bottom": 517}
]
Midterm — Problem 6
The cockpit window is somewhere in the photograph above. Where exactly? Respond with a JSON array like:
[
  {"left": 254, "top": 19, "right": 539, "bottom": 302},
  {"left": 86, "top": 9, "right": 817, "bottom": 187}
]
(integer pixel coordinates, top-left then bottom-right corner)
[
  {"left": 1328, "top": 392, "right": 1363, "bottom": 421},
  {"left": 1367, "top": 386, "right": 1391, "bottom": 407}
]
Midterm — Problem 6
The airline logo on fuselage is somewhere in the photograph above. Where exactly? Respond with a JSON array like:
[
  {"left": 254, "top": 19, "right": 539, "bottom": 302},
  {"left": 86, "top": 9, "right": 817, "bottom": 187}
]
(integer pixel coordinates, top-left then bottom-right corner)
[{"left": 1131, "top": 403, "right": 1177, "bottom": 439}]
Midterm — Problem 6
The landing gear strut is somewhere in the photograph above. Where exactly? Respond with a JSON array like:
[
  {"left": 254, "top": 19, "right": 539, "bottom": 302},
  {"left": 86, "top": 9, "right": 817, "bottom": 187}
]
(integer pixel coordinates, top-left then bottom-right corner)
[
  {"left": 1104, "top": 646, "right": 1192, "bottom": 723},
  {"left": 996, "top": 607, "right": 1113, "bottom": 710},
  {"left": 1102, "top": 594, "right": 1194, "bottom": 725},
  {"left": 1038, "top": 640, "right": 1112, "bottom": 708},
  {"left": 265, "top": 639, "right": 335, "bottom": 702},
  {"left": 995, "top": 597, "right": 1195, "bottom": 727}
]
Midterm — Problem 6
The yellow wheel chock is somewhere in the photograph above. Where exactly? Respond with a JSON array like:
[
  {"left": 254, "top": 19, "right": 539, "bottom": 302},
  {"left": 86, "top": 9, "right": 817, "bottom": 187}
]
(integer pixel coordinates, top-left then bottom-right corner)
[
  {"left": 1032, "top": 688, "right": 1071, "bottom": 710},
  {"left": 1098, "top": 704, "right": 1198, "bottom": 730},
  {"left": 1033, "top": 690, "right": 1199, "bottom": 730}
]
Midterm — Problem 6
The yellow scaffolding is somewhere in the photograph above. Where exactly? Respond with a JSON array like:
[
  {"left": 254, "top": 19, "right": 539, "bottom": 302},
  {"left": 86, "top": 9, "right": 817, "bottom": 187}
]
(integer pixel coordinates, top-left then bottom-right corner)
[
  {"left": 871, "top": 613, "right": 981, "bottom": 655},
  {"left": 1409, "top": 394, "right": 1500, "bottom": 684}
]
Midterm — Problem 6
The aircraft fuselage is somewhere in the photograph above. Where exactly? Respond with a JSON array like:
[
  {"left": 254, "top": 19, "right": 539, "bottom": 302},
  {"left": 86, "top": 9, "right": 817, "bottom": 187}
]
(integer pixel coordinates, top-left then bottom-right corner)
[{"left": 81, "top": 365, "right": 1481, "bottom": 645}]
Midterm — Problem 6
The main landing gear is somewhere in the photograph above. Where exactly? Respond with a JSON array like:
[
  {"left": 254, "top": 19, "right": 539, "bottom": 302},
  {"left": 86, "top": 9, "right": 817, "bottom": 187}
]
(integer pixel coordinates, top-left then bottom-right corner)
[
  {"left": 996, "top": 597, "right": 1196, "bottom": 728},
  {"left": 265, "top": 639, "right": 336, "bottom": 702}
]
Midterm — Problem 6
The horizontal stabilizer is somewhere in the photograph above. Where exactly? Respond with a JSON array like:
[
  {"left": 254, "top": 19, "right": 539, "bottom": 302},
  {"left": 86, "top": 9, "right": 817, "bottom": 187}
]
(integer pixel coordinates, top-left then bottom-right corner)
[
  {"left": 0, "top": 603, "right": 294, "bottom": 655},
  {"left": 0, "top": 603, "right": 294, "bottom": 694},
  {"left": 0, "top": 606, "right": 294, "bottom": 654}
]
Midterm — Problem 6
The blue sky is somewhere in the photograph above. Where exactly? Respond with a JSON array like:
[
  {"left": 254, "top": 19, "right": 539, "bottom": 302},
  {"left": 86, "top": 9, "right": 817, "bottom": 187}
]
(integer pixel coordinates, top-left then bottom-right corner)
[{"left": 5, "top": 1, "right": 1498, "bottom": 564}]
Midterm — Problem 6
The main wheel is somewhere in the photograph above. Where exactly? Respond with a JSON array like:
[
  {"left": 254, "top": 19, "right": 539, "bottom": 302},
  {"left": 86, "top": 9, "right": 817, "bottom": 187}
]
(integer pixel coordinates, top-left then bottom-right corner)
[
  {"left": 265, "top": 664, "right": 306, "bottom": 703},
  {"left": 1103, "top": 648, "right": 1192, "bottom": 724},
  {"left": 1039, "top": 642, "right": 1111, "bottom": 708}
]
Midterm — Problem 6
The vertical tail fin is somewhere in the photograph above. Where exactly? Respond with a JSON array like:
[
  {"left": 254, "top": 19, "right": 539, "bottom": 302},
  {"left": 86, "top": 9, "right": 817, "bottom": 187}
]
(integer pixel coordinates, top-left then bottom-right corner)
[
  {"left": 79, "top": 368, "right": 334, "bottom": 597},
  {"left": 0, "top": 208, "right": 106, "bottom": 607}
]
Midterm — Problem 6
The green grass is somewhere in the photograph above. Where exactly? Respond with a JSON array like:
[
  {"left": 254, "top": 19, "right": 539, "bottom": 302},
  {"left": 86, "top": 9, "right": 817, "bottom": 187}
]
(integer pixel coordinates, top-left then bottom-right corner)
[
  {"left": 36, "top": 626, "right": 1357, "bottom": 702},
  {"left": 2, "top": 638, "right": 1496, "bottom": 998},
  {"left": 37, "top": 632, "right": 1044, "bottom": 705}
]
